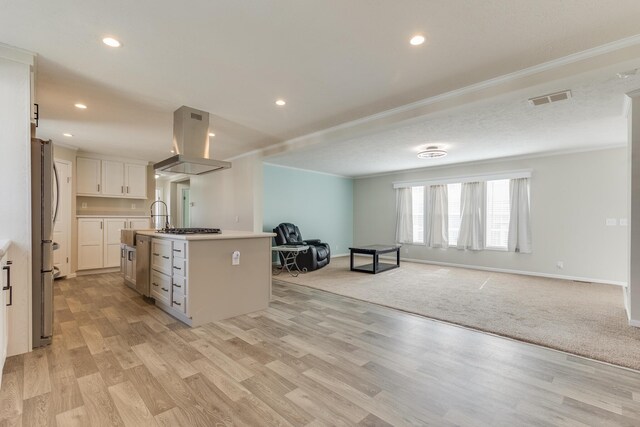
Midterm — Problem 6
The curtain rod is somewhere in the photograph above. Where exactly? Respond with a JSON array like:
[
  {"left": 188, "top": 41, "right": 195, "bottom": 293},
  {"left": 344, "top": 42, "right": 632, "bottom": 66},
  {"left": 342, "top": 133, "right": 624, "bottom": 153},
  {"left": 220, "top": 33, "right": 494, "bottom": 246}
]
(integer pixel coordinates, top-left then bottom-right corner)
[{"left": 392, "top": 169, "right": 532, "bottom": 189}]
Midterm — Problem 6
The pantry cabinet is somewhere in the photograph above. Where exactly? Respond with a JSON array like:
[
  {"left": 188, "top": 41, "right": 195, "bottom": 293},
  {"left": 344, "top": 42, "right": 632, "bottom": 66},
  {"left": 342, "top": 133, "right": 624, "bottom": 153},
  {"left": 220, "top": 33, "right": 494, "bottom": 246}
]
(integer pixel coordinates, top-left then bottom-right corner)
[{"left": 77, "top": 156, "right": 147, "bottom": 199}]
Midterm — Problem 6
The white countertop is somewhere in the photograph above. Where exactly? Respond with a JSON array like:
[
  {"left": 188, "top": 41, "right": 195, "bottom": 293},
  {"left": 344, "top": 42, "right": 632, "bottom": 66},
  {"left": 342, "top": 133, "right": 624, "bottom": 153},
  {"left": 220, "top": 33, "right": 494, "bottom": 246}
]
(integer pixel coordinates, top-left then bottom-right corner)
[
  {"left": 0, "top": 239, "right": 11, "bottom": 259},
  {"left": 136, "top": 230, "right": 275, "bottom": 241},
  {"left": 76, "top": 215, "right": 150, "bottom": 218}
]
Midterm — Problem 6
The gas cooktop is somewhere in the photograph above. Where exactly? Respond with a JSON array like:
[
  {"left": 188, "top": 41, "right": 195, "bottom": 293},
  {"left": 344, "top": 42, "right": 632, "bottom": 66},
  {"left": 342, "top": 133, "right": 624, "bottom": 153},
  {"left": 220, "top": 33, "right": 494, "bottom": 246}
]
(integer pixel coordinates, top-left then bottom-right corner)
[{"left": 158, "top": 227, "right": 221, "bottom": 235}]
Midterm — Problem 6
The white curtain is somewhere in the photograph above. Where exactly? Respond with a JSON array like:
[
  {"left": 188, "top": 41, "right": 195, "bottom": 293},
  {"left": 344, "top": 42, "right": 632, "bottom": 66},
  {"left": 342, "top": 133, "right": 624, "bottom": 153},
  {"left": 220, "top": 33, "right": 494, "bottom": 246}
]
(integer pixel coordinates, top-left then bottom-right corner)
[
  {"left": 395, "top": 187, "right": 413, "bottom": 244},
  {"left": 508, "top": 178, "right": 532, "bottom": 253},
  {"left": 457, "top": 181, "right": 485, "bottom": 250},
  {"left": 427, "top": 185, "right": 448, "bottom": 248}
]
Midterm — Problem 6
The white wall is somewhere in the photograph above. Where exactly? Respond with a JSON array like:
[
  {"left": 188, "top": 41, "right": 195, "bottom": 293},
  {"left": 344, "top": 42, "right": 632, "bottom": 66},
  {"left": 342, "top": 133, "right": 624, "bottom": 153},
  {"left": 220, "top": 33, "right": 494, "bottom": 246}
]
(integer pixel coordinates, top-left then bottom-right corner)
[
  {"left": 189, "top": 152, "right": 264, "bottom": 232},
  {"left": 0, "top": 51, "right": 33, "bottom": 356},
  {"left": 354, "top": 148, "right": 628, "bottom": 284}
]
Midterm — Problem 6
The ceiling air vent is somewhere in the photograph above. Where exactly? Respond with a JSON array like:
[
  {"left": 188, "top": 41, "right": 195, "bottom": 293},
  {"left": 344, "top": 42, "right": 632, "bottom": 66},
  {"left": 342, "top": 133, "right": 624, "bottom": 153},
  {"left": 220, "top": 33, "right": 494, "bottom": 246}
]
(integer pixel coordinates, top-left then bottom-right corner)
[{"left": 528, "top": 90, "right": 572, "bottom": 106}]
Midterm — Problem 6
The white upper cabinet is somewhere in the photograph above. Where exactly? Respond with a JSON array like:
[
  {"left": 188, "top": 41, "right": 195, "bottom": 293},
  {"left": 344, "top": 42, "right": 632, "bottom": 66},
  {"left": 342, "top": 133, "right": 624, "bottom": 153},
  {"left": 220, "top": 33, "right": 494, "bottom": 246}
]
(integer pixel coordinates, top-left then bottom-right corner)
[
  {"left": 124, "top": 163, "right": 147, "bottom": 198},
  {"left": 101, "top": 160, "right": 125, "bottom": 196},
  {"left": 77, "top": 156, "right": 147, "bottom": 199},
  {"left": 76, "top": 157, "right": 101, "bottom": 195}
]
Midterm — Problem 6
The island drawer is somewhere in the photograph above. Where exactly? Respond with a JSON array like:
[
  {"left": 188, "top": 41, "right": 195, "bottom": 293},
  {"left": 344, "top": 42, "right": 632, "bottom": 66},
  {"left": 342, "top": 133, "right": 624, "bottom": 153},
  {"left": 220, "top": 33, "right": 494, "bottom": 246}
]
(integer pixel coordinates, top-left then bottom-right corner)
[
  {"left": 172, "top": 293, "right": 186, "bottom": 314},
  {"left": 172, "top": 275, "right": 186, "bottom": 295},
  {"left": 151, "top": 239, "right": 172, "bottom": 274},
  {"left": 172, "top": 241, "right": 187, "bottom": 258},
  {"left": 151, "top": 270, "right": 171, "bottom": 305},
  {"left": 172, "top": 257, "right": 187, "bottom": 275}
]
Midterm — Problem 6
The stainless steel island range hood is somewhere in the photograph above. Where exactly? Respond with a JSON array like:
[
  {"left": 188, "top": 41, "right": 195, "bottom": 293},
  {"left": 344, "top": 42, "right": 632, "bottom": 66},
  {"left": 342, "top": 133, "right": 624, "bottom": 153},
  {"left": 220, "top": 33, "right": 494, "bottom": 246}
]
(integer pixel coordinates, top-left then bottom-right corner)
[{"left": 154, "top": 106, "right": 231, "bottom": 175}]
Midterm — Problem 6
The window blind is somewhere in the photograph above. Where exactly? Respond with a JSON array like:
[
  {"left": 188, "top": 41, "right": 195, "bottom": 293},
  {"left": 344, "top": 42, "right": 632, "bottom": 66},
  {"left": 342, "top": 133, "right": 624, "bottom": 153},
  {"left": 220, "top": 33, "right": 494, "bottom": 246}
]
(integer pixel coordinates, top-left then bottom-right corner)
[
  {"left": 447, "top": 183, "right": 462, "bottom": 245},
  {"left": 411, "top": 186, "right": 425, "bottom": 244},
  {"left": 486, "top": 179, "right": 510, "bottom": 248}
]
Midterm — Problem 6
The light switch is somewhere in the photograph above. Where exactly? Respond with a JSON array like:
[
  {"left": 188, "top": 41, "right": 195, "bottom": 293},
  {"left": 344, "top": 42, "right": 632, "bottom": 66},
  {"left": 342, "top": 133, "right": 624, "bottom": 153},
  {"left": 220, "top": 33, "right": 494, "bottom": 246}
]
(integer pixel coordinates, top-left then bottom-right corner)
[
  {"left": 620, "top": 218, "right": 628, "bottom": 226},
  {"left": 606, "top": 218, "right": 617, "bottom": 226},
  {"left": 232, "top": 250, "right": 240, "bottom": 265}
]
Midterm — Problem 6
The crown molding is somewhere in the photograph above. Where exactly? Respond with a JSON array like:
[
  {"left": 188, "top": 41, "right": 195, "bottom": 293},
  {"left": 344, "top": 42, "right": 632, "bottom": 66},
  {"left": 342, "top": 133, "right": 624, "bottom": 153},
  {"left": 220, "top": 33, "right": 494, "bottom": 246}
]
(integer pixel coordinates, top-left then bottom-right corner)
[
  {"left": 0, "top": 42, "right": 35, "bottom": 66},
  {"left": 263, "top": 162, "right": 351, "bottom": 179}
]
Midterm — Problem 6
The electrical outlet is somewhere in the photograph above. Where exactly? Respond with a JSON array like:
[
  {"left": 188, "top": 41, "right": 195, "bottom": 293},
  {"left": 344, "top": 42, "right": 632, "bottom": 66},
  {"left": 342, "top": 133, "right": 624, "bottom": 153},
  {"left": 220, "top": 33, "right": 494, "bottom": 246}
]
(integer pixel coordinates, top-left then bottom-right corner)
[
  {"left": 131, "top": 203, "right": 136, "bottom": 209},
  {"left": 81, "top": 202, "right": 87, "bottom": 209},
  {"left": 557, "top": 261, "right": 564, "bottom": 269},
  {"left": 232, "top": 250, "right": 240, "bottom": 265}
]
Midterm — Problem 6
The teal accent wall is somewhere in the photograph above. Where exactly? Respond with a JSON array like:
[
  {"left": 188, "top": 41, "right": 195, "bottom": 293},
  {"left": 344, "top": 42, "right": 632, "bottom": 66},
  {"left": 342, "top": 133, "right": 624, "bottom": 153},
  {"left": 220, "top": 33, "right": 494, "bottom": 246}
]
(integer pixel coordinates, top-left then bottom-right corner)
[{"left": 263, "top": 164, "right": 353, "bottom": 255}]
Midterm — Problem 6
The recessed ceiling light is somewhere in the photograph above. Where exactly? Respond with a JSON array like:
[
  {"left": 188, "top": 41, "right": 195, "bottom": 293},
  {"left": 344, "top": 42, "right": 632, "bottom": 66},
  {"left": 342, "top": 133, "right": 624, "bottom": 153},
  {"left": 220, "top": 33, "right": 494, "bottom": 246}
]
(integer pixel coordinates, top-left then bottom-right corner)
[
  {"left": 170, "top": 150, "right": 175, "bottom": 153},
  {"left": 410, "top": 34, "right": 425, "bottom": 46},
  {"left": 209, "top": 132, "right": 215, "bottom": 137},
  {"left": 63, "top": 133, "right": 73, "bottom": 137},
  {"left": 417, "top": 146, "right": 447, "bottom": 159},
  {"left": 102, "top": 37, "right": 121, "bottom": 48},
  {"left": 275, "top": 99, "right": 286, "bottom": 106},
  {"left": 154, "top": 174, "right": 160, "bottom": 179},
  {"left": 74, "top": 103, "right": 87, "bottom": 109}
]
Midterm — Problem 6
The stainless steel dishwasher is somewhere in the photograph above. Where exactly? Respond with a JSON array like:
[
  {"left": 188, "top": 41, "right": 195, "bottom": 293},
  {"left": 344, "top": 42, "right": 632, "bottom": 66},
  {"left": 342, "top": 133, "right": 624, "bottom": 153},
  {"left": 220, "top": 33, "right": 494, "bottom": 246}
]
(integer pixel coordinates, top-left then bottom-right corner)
[{"left": 135, "top": 234, "right": 151, "bottom": 297}]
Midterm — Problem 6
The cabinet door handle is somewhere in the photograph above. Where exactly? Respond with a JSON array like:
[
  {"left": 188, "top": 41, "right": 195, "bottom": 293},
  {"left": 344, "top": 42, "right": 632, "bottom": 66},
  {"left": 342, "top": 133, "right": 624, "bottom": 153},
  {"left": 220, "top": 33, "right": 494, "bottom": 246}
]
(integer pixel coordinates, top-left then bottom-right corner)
[
  {"left": 153, "top": 253, "right": 160, "bottom": 256},
  {"left": 161, "top": 287, "right": 169, "bottom": 292},
  {"left": 162, "top": 255, "right": 169, "bottom": 260},
  {"left": 127, "top": 186, "right": 130, "bottom": 194},
  {"left": 173, "top": 249, "right": 182, "bottom": 253},
  {"left": 121, "top": 186, "right": 124, "bottom": 194},
  {"left": 152, "top": 282, "right": 158, "bottom": 287},
  {"left": 97, "top": 184, "right": 100, "bottom": 192},
  {"left": 173, "top": 301, "right": 181, "bottom": 306},
  {"left": 3, "top": 263, "right": 12, "bottom": 306},
  {"left": 100, "top": 221, "right": 103, "bottom": 230},
  {"left": 173, "top": 283, "right": 182, "bottom": 288},
  {"left": 173, "top": 266, "right": 181, "bottom": 270}
]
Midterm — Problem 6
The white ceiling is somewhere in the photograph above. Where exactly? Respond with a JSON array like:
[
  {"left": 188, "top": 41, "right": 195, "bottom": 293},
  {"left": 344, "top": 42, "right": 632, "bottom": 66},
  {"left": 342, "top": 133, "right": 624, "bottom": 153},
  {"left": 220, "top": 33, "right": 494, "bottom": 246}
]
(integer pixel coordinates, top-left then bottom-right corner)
[
  {"left": 2, "top": 1, "right": 640, "bottom": 165},
  {"left": 265, "top": 68, "right": 640, "bottom": 176}
]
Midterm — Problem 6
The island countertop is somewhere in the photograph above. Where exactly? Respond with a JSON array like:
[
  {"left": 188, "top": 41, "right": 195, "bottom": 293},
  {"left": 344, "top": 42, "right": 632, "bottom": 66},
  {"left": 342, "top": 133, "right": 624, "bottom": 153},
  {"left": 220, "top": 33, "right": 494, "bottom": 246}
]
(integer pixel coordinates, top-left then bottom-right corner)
[{"left": 135, "top": 230, "right": 275, "bottom": 241}]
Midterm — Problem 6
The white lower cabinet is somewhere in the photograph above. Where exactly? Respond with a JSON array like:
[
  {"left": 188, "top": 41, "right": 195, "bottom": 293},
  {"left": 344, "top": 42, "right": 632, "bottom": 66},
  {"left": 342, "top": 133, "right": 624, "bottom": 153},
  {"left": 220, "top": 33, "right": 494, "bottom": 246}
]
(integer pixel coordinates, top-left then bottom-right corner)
[
  {"left": 151, "top": 237, "right": 188, "bottom": 318},
  {"left": 78, "top": 217, "right": 152, "bottom": 271}
]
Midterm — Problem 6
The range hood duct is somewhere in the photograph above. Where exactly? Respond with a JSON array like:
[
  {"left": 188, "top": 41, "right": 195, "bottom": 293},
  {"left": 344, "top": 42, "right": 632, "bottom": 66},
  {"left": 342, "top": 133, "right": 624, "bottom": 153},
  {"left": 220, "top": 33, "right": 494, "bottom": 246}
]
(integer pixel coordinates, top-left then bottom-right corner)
[{"left": 154, "top": 106, "right": 231, "bottom": 175}]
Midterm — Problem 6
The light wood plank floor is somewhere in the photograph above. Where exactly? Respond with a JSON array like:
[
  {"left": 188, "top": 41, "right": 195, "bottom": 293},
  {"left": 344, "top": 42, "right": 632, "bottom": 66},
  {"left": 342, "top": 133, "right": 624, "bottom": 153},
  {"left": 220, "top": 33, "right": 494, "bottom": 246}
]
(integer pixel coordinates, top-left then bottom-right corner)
[{"left": 2, "top": 273, "right": 640, "bottom": 426}]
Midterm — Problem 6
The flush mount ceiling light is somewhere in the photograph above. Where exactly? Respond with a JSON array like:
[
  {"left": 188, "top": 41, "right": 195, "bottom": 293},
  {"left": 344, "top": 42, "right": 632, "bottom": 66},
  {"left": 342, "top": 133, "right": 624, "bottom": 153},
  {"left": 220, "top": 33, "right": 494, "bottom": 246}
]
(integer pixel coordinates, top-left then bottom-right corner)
[
  {"left": 275, "top": 99, "right": 286, "bottom": 106},
  {"left": 409, "top": 34, "right": 425, "bottom": 46},
  {"left": 417, "top": 146, "right": 447, "bottom": 159},
  {"left": 154, "top": 174, "right": 160, "bottom": 179},
  {"left": 74, "top": 103, "right": 87, "bottom": 109},
  {"left": 63, "top": 133, "right": 73, "bottom": 137},
  {"left": 102, "top": 37, "right": 121, "bottom": 47}
]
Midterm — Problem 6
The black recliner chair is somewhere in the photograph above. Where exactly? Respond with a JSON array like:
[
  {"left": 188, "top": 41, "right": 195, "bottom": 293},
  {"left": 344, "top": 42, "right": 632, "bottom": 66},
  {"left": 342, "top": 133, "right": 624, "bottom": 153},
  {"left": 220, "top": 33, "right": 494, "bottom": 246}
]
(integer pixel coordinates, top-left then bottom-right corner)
[{"left": 273, "top": 223, "right": 331, "bottom": 272}]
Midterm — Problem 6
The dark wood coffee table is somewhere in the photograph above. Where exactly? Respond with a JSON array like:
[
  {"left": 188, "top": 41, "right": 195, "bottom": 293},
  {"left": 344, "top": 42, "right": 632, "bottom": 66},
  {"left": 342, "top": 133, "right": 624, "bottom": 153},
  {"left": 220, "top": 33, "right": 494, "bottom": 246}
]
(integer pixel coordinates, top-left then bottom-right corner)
[{"left": 349, "top": 244, "right": 401, "bottom": 274}]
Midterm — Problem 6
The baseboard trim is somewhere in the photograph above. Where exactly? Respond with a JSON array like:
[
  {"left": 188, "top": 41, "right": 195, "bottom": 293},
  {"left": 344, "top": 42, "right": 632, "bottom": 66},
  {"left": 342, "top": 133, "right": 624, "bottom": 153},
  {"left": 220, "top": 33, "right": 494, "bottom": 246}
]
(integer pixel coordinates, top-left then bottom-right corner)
[
  {"left": 378, "top": 255, "right": 627, "bottom": 287},
  {"left": 76, "top": 268, "right": 120, "bottom": 276},
  {"left": 630, "top": 319, "right": 640, "bottom": 328},
  {"left": 332, "top": 253, "right": 350, "bottom": 258},
  {"left": 66, "top": 273, "right": 77, "bottom": 279}
]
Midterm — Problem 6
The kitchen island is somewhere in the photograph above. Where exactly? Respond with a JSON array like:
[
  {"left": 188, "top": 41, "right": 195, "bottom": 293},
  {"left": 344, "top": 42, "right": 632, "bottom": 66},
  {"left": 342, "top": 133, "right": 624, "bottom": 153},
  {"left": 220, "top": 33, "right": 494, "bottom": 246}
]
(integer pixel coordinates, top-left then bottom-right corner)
[{"left": 134, "top": 230, "right": 275, "bottom": 326}]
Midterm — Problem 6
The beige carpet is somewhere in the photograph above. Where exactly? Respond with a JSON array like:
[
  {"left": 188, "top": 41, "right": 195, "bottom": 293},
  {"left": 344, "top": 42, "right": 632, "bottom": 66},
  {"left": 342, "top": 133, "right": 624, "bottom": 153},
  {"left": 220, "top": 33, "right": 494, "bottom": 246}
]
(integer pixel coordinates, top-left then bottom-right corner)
[{"left": 275, "top": 256, "right": 640, "bottom": 370}]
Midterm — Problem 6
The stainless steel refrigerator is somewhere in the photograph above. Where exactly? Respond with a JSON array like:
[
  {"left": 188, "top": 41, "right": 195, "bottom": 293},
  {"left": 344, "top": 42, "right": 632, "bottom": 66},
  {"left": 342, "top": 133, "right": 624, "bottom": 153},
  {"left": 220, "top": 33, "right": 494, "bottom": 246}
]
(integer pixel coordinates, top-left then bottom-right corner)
[{"left": 31, "top": 138, "right": 58, "bottom": 348}]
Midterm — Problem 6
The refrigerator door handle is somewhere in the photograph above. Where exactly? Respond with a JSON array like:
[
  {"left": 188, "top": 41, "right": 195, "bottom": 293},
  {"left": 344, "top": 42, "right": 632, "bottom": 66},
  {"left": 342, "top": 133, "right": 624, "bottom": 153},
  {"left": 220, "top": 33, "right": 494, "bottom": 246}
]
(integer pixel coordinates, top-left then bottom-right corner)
[
  {"left": 42, "top": 272, "right": 53, "bottom": 338},
  {"left": 53, "top": 162, "right": 60, "bottom": 224}
]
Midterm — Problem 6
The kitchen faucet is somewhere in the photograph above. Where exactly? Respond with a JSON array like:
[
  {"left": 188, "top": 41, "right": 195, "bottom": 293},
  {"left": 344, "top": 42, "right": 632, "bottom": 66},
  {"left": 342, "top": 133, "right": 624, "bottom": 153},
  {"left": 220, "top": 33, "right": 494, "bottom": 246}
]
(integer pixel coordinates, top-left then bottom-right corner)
[{"left": 150, "top": 200, "right": 171, "bottom": 230}]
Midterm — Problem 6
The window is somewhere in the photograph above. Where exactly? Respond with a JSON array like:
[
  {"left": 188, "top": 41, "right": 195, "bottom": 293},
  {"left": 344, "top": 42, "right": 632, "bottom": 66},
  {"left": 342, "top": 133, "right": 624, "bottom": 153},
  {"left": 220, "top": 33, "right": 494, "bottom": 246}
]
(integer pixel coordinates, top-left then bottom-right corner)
[
  {"left": 411, "top": 186, "right": 425, "bottom": 243},
  {"left": 447, "top": 183, "right": 462, "bottom": 245},
  {"left": 486, "top": 179, "right": 510, "bottom": 248}
]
